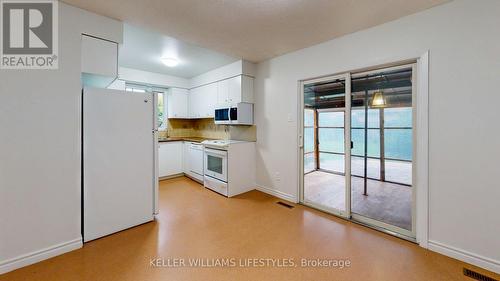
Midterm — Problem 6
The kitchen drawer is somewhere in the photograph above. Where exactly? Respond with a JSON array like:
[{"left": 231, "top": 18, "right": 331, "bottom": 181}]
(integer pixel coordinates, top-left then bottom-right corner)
[{"left": 204, "top": 176, "right": 228, "bottom": 197}]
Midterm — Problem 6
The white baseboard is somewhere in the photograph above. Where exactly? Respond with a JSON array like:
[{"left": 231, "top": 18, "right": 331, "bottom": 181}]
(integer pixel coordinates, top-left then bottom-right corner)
[
  {"left": 428, "top": 240, "right": 500, "bottom": 274},
  {"left": 255, "top": 184, "right": 298, "bottom": 203},
  {"left": 159, "top": 173, "right": 184, "bottom": 181},
  {"left": 0, "top": 238, "right": 82, "bottom": 275}
]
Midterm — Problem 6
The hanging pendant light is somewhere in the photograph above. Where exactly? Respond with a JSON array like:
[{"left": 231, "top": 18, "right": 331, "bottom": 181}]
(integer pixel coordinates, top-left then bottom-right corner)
[{"left": 370, "top": 91, "right": 386, "bottom": 108}]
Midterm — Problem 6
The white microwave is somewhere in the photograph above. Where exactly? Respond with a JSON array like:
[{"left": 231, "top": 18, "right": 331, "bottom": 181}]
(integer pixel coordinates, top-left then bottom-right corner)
[{"left": 214, "top": 102, "right": 253, "bottom": 125}]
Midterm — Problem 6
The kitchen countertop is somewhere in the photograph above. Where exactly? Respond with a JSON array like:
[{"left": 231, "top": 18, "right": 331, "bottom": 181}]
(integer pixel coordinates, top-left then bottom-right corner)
[{"left": 158, "top": 137, "right": 217, "bottom": 143}]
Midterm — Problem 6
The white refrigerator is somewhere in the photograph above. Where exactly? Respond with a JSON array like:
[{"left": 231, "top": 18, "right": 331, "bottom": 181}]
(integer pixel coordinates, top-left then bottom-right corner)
[{"left": 83, "top": 87, "right": 156, "bottom": 242}]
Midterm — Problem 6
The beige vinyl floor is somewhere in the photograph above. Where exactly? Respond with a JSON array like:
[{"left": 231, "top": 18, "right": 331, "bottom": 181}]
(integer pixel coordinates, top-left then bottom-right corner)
[{"left": 1, "top": 176, "right": 498, "bottom": 281}]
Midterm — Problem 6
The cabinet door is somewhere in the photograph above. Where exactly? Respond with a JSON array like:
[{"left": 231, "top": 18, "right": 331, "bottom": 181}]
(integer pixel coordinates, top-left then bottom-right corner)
[
  {"left": 217, "top": 79, "right": 229, "bottom": 104},
  {"left": 197, "top": 86, "right": 208, "bottom": 118},
  {"left": 158, "top": 142, "right": 183, "bottom": 177},
  {"left": 158, "top": 144, "right": 168, "bottom": 177},
  {"left": 241, "top": 75, "right": 254, "bottom": 103},
  {"left": 183, "top": 142, "right": 190, "bottom": 174},
  {"left": 81, "top": 35, "right": 118, "bottom": 88},
  {"left": 204, "top": 83, "right": 218, "bottom": 117},
  {"left": 81, "top": 35, "right": 118, "bottom": 77},
  {"left": 168, "top": 89, "right": 188, "bottom": 118},
  {"left": 175, "top": 89, "right": 189, "bottom": 117},
  {"left": 227, "top": 76, "right": 242, "bottom": 104},
  {"left": 187, "top": 90, "right": 194, "bottom": 118},
  {"left": 168, "top": 92, "right": 180, "bottom": 118},
  {"left": 189, "top": 88, "right": 201, "bottom": 118}
]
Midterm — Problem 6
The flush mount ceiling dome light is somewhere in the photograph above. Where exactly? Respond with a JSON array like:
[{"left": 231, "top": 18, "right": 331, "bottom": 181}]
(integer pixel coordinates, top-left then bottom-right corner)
[{"left": 161, "top": 57, "right": 179, "bottom": 67}]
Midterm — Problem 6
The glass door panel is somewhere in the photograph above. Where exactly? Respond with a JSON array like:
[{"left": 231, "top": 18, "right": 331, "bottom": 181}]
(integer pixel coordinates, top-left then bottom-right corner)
[
  {"left": 302, "top": 75, "right": 350, "bottom": 217},
  {"left": 350, "top": 65, "right": 415, "bottom": 237},
  {"left": 207, "top": 155, "right": 223, "bottom": 174}
]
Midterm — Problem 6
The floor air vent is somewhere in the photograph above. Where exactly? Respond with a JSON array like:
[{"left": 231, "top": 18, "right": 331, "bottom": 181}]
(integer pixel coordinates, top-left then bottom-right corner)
[
  {"left": 463, "top": 268, "right": 497, "bottom": 281},
  {"left": 277, "top": 201, "right": 294, "bottom": 209}
]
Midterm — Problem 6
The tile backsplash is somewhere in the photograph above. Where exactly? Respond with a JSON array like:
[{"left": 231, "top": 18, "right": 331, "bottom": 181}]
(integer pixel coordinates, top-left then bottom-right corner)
[{"left": 160, "top": 118, "right": 256, "bottom": 141}]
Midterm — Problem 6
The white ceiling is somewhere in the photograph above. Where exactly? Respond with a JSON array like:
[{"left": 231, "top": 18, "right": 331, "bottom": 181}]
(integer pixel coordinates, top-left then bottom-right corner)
[
  {"left": 119, "top": 24, "right": 238, "bottom": 78},
  {"left": 64, "top": 0, "right": 449, "bottom": 63}
]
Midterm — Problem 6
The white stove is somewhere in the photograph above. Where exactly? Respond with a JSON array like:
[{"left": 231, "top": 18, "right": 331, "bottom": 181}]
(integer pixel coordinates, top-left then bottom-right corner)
[{"left": 201, "top": 139, "right": 255, "bottom": 197}]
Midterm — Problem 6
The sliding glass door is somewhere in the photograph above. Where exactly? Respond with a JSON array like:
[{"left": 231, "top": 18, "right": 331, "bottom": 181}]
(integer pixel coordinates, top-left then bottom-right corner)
[
  {"left": 350, "top": 65, "right": 415, "bottom": 238},
  {"left": 300, "top": 64, "right": 416, "bottom": 240}
]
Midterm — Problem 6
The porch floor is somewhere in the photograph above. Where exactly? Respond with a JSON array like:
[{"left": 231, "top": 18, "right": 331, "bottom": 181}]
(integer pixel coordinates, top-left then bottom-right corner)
[{"left": 304, "top": 170, "right": 412, "bottom": 230}]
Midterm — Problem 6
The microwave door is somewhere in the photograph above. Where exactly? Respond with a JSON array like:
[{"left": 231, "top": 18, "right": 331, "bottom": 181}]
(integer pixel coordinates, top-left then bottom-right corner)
[
  {"left": 214, "top": 109, "right": 222, "bottom": 121},
  {"left": 229, "top": 107, "right": 237, "bottom": 123},
  {"left": 215, "top": 108, "right": 230, "bottom": 124}
]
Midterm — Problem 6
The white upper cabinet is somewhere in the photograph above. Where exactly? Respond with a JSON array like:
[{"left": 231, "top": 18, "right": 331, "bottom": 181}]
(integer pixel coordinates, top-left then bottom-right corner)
[
  {"left": 189, "top": 83, "right": 217, "bottom": 118},
  {"left": 81, "top": 35, "right": 118, "bottom": 88},
  {"left": 165, "top": 74, "right": 254, "bottom": 120},
  {"left": 217, "top": 79, "right": 229, "bottom": 104},
  {"left": 188, "top": 87, "right": 201, "bottom": 118},
  {"left": 167, "top": 88, "right": 189, "bottom": 118},
  {"left": 217, "top": 75, "right": 254, "bottom": 105},
  {"left": 203, "top": 83, "right": 218, "bottom": 118},
  {"left": 240, "top": 75, "right": 254, "bottom": 103}
]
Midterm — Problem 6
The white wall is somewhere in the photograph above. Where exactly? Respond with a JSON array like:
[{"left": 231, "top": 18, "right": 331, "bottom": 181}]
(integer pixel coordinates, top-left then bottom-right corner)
[
  {"left": 0, "top": 3, "right": 122, "bottom": 273},
  {"left": 119, "top": 67, "right": 190, "bottom": 89},
  {"left": 118, "top": 61, "right": 254, "bottom": 91},
  {"left": 118, "top": 59, "right": 255, "bottom": 91},
  {"left": 254, "top": 0, "right": 500, "bottom": 273}
]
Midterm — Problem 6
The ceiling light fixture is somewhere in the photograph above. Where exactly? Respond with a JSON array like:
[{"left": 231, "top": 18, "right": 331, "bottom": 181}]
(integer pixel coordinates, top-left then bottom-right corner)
[
  {"left": 370, "top": 91, "right": 386, "bottom": 108},
  {"left": 161, "top": 57, "right": 179, "bottom": 67}
]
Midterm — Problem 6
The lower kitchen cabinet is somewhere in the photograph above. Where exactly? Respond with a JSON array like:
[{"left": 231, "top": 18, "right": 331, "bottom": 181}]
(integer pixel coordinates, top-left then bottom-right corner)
[
  {"left": 183, "top": 142, "right": 190, "bottom": 174},
  {"left": 158, "top": 141, "right": 183, "bottom": 177},
  {"left": 159, "top": 141, "right": 204, "bottom": 181}
]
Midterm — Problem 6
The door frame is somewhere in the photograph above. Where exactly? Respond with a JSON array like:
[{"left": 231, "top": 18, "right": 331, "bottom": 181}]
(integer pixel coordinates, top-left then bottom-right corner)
[
  {"left": 298, "top": 73, "right": 351, "bottom": 219},
  {"left": 297, "top": 52, "right": 429, "bottom": 246}
]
